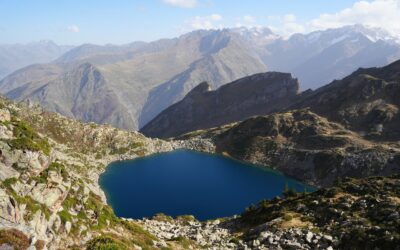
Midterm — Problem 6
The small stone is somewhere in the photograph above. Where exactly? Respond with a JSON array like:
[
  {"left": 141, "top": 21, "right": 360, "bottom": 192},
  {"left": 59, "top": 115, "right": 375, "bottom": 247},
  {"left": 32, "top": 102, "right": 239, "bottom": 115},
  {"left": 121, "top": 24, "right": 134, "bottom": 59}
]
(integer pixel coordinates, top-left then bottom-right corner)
[
  {"left": 65, "top": 221, "right": 72, "bottom": 234},
  {"left": 323, "top": 235, "right": 333, "bottom": 242},
  {"left": 305, "top": 231, "right": 314, "bottom": 243},
  {"left": 252, "top": 239, "right": 260, "bottom": 247},
  {"left": 195, "top": 233, "right": 203, "bottom": 241}
]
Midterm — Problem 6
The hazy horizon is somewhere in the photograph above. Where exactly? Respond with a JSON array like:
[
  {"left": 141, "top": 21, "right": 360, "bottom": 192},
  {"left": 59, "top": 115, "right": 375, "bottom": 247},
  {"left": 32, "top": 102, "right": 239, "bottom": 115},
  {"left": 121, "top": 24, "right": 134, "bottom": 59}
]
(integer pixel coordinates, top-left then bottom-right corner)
[{"left": 1, "top": 0, "right": 400, "bottom": 45}]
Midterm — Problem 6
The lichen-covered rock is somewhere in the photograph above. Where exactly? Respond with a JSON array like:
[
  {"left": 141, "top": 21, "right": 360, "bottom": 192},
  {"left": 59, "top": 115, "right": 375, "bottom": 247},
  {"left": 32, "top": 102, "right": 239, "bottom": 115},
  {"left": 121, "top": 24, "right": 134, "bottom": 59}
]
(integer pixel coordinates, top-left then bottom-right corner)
[
  {"left": 0, "top": 108, "right": 11, "bottom": 122},
  {"left": 0, "top": 162, "right": 20, "bottom": 181}
]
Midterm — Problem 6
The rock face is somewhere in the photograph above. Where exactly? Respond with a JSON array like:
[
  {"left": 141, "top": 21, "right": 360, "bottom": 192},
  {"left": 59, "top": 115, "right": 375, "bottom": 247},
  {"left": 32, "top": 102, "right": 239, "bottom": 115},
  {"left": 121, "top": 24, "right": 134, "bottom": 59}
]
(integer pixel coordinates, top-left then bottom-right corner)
[{"left": 140, "top": 72, "right": 299, "bottom": 138}]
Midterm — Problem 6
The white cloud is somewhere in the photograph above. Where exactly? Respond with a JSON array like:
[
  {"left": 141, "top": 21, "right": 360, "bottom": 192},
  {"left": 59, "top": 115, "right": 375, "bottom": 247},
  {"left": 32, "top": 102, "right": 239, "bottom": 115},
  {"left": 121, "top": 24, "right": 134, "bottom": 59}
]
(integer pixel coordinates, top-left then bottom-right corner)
[
  {"left": 185, "top": 14, "right": 223, "bottom": 30},
  {"left": 267, "top": 14, "right": 305, "bottom": 36},
  {"left": 162, "top": 0, "right": 197, "bottom": 8},
  {"left": 67, "top": 25, "right": 80, "bottom": 33},
  {"left": 283, "top": 14, "right": 296, "bottom": 23},
  {"left": 235, "top": 15, "right": 258, "bottom": 28},
  {"left": 265, "top": 1, "right": 400, "bottom": 38},
  {"left": 210, "top": 14, "right": 222, "bottom": 21},
  {"left": 309, "top": 0, "right": 400, "bottom": 36},
  {"left": 282, "top": 14, "right": 304, "bottom": 35},
  {"left": 283, "top": 22, "right": 305, "bottom": 35},
  {"left": 243, "top": 15, "right": 256, "bottom": 23}
]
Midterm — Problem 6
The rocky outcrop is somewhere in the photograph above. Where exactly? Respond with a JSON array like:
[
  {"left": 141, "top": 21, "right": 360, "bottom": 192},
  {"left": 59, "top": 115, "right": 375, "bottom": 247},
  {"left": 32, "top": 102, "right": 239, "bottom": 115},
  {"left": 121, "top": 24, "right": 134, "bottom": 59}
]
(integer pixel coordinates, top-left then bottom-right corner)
[{"left": 141, "top": 72, "right": 300, "bottom": 138}]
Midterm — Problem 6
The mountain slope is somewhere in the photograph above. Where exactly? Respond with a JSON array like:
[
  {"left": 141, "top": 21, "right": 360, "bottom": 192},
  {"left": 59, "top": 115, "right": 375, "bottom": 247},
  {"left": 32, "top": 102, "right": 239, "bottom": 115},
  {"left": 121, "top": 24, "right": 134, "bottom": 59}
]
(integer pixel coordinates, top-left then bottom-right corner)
[
  {"left": 4, "top": 63, "right": 136, "bottom": 129},
  {"left": 0, "top": 41, "right": 73, "bottom": 79},
  {"left": 140, "top": 72, "right": 299, "bottom": 138}
]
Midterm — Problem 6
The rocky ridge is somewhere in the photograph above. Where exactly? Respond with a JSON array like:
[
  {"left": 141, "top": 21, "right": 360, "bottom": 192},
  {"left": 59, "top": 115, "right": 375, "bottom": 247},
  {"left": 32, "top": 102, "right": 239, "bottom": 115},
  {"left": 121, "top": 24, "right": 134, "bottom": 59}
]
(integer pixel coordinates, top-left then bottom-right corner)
[{"left": 141, "top": 72, "right": 299, "bottom": 138}]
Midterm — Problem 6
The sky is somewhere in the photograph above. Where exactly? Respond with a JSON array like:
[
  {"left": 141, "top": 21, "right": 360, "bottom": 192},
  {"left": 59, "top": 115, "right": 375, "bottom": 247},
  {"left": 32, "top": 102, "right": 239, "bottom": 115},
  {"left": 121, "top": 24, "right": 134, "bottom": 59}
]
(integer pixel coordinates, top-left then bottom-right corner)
[{"left": 0, "top": 0, "right": 399, "bottom": 45}]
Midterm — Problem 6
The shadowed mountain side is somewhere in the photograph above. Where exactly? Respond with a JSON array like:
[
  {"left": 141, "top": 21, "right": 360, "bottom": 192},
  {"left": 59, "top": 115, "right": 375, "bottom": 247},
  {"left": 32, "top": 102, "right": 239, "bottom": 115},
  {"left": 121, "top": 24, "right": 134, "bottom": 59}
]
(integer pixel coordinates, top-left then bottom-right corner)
[
  {"left": 292, "top": 59, "right": 400, "bottom": 141},
  {"left": 140, "top": 72, "right": 299, "bottom": 138}
]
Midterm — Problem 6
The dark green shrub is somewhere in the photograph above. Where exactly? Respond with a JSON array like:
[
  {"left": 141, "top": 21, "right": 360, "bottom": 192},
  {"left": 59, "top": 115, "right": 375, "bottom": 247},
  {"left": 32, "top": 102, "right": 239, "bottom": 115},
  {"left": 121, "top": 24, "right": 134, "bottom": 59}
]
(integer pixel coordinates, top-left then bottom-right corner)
[{"left": 86, "top": 236, "right": 128, "bottom": 250}]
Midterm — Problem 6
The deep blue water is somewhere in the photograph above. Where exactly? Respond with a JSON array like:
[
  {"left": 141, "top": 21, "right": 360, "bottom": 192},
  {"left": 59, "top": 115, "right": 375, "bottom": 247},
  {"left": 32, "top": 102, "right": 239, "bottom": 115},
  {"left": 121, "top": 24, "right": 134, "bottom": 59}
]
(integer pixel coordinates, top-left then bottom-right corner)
[{"left": 99, "top": 150, "right": 314, "bottom": 221}]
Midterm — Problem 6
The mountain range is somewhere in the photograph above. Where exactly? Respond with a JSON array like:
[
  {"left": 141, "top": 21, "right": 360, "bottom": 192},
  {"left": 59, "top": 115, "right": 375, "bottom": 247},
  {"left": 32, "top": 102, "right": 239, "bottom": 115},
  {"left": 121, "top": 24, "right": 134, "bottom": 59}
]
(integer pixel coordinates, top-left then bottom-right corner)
[{"left": 1, "top": 25, "right": 400, "bottom": 130}]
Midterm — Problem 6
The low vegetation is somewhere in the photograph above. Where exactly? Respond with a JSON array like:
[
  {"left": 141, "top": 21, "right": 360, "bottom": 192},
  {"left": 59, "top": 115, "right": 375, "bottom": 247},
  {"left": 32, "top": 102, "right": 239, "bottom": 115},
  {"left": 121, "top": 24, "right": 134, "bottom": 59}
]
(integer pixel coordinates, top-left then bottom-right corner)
[
  {"left": 0, "top": 229, "right": 30, "bottom": 250},
  {"left": 239, "top": 175, "right": 400, "bottom": 249},
  {"left": 7, "top": 118, "right": 51, "bottom": 155}
]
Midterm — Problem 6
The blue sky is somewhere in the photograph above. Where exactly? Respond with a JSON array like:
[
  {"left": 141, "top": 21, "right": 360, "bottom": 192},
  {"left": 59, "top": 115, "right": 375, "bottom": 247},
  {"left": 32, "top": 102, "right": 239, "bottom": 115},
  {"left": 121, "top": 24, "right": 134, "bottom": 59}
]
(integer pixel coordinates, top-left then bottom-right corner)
[{"left": 0, "top": 0, "right": 399, "bottom": 45}]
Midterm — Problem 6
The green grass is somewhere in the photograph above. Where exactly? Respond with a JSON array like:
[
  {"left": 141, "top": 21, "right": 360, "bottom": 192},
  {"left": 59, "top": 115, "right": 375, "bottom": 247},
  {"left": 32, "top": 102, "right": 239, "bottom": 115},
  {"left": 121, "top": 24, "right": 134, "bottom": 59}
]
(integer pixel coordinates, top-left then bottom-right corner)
[
  {"left": 33, "top": 162, "right": 69, "bottom": 183},
  {"left": 58, "top": 210, "right": 72, "bottom": 223},
  {"left": 169, "top": 236, "right": 193, "bottom": 249},
  {"left": 2, "top": 177, "right": 18, "bottom": 189},
  {"left": 7, "top": 119, "right": 51, "bottom": 155},
  {"left": 86, "top": 236, "right": 128, "bottom": 250}
]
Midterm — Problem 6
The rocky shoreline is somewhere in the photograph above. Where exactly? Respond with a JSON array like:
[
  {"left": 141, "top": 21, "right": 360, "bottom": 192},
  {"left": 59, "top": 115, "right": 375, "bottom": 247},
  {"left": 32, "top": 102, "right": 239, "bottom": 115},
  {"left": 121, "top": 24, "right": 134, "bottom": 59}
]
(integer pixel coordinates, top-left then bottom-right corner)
[{"left": 136, "top": 216, "right": 338, "bottom": 250}]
